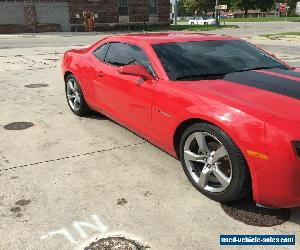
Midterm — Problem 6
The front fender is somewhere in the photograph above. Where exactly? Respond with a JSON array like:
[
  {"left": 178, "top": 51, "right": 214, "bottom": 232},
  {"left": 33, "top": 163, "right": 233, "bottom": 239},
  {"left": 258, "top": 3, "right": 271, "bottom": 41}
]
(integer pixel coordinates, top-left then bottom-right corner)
[{"left": 152, "top": 81, "right": 271, "bottom": 203}]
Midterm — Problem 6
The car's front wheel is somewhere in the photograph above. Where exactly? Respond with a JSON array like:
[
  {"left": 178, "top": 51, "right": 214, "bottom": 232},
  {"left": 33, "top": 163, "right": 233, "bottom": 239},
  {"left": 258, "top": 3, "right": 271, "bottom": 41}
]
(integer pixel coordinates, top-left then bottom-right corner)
[
  {"left": 65, "top": 74, "right": 90, "bottom": 116},
  {"left": 179, "top": 123, "right": 251, "bottom": 202}
]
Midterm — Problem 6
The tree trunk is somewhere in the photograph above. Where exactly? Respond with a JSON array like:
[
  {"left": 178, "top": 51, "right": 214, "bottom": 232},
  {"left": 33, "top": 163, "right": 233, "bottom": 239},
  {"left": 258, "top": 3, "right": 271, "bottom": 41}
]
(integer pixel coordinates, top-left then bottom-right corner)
[{"left": 244, "top": 7, "right": 248, "bottom": 18}]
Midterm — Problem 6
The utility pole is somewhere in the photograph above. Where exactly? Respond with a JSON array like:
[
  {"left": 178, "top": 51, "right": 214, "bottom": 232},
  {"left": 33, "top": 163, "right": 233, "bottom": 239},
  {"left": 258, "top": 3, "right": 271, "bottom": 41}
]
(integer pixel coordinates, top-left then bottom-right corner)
[
  {"left": 174, "top": 0, "right": 178, "bottom": 26},
  {"left": 215, "top": 0, "right": 220, "bottom": 27}
]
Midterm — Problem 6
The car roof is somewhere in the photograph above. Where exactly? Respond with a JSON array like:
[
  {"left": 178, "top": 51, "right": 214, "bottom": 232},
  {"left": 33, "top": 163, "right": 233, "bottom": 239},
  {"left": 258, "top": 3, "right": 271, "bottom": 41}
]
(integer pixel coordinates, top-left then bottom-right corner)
[{"left": 108, "top": 32, "right": 239, "bottom": 45}]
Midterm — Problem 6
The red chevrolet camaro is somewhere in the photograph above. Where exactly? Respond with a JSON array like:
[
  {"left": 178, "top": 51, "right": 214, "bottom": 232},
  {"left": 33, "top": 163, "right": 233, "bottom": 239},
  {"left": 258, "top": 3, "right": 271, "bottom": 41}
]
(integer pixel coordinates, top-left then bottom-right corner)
[{"left": 62, "top": 33, "right": 300, "bottom": 208}]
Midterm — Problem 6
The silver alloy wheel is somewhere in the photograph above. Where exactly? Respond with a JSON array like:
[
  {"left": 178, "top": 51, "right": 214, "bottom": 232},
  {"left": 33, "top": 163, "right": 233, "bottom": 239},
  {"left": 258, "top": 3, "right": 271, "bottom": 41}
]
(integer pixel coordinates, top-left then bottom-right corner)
[
  {"left": 184, "top": 131, "right": 233, "bottom": 193},
  {"left": 66, "top": 78, "right": 81, "bottom": 111}
]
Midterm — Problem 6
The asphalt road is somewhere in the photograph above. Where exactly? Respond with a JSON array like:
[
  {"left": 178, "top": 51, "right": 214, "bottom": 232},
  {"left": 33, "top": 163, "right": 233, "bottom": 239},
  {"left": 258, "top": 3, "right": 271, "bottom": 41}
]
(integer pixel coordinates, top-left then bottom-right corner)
[
  {"left": 0, "top": 21, "right": 299, "bottom": 48},
  {"left": 0, "top": 22, "right": 299, "bottom": 250},
  {"left": 209, "top": 21, "right": 300, "bottom": 37}
]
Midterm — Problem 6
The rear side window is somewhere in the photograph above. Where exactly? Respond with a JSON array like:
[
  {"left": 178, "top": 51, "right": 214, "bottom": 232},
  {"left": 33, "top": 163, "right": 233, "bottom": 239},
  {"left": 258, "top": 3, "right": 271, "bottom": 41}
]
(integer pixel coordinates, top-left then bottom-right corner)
[
  {"left": 105, "top": 42, "right": 150, "bottom": 69},
  {"left": 93, "top": 43, "right": 110, "bottom": 62}
]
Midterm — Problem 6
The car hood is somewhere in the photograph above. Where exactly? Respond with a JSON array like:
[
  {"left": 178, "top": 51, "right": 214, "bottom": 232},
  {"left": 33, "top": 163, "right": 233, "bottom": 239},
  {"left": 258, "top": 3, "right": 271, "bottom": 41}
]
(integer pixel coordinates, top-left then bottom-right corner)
[{"left": 177, "top": 68, "right": 300, "bottom": 121}]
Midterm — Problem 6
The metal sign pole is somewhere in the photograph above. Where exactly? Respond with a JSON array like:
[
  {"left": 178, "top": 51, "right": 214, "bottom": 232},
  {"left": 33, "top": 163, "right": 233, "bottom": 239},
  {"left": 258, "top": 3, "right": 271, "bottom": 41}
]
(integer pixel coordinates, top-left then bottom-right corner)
[
  {"left": 215, "top": 0, "right": 220, "bottom": 27},
  {"left": 174, "top": 0, "right": 178, "bottom": 26}
]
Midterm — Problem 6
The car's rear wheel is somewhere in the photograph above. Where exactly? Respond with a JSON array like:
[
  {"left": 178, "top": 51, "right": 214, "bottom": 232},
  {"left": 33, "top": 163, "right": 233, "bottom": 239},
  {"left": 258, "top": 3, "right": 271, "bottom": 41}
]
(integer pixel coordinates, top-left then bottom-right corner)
[
  {"left": 204, "top": 22, "right": 208, "bottom": 26},
  {"left": 179, "top": 123, "right": 251, "bottom": 202},
  {"left": 65, "top": 74, "right": 90, "bottom": 116}
]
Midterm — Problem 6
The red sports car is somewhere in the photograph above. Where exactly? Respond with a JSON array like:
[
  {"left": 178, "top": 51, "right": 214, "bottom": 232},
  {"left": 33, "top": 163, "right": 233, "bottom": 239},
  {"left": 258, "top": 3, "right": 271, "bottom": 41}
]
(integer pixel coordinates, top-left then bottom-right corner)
[{"left": 62, "top": 33, "right": 300, "bottom": 208}]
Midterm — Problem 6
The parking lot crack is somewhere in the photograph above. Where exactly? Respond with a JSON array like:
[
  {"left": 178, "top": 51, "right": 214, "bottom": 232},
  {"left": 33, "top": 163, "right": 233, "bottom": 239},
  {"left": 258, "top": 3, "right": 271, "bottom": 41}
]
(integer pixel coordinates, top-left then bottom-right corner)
[{"left": 0, "top": 141, "right": 146, "bottom": 172}]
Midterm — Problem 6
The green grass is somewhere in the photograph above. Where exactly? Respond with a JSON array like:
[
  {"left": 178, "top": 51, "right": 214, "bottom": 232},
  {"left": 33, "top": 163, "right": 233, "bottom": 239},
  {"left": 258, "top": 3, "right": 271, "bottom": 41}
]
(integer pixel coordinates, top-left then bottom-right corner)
[
  {"left": 261, "top": 32, "right": 300, "bottom": 39},
  {"left": 146, "top": 24, "right": 238, "bottom": 32}
]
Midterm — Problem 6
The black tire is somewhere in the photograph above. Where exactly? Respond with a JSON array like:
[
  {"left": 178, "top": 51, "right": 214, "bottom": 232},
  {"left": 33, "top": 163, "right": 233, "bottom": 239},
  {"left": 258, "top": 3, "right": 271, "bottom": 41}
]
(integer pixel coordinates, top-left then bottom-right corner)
[
  {"left": 179, "top": 122, "right": 251, "bottom": 202},
  {"left": 204, "top": 22, "right": 208, "bottom": 26},
  {"left": 65, "top": 74, "right": 90, "bottom": 117}
]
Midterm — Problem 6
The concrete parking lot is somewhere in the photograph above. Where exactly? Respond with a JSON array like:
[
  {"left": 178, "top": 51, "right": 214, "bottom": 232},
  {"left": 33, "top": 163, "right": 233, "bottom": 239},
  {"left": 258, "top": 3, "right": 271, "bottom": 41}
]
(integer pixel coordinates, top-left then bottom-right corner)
[{"left": 0, "top": 22, "right": 300, "bottom": 249}]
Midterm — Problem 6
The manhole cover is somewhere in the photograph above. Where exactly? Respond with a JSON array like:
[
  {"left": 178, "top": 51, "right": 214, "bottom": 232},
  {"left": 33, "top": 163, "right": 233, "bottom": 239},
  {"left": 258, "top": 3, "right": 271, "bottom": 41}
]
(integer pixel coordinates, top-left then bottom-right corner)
[
  {"left": 84, "top": 237, "right": 146, "bottom": 250},
  {"left": 4, "top": 122, "right": 33, "bottom": 130},
  {"left": 221, "top": 198, "right": 291, "bottom": 227},
  {"left": 24, "top": 84, "right": 48, "bottom": 88}
]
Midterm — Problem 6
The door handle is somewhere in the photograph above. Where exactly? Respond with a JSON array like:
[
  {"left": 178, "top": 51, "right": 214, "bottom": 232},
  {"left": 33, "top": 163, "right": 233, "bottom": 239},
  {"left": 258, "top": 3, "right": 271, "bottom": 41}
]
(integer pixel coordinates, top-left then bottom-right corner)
[
  {"left": 97, "top": 71, "right": 104, "bottom": 77},
  {"left": 136, "top": 78, "right": 145, "bottom": 85}
]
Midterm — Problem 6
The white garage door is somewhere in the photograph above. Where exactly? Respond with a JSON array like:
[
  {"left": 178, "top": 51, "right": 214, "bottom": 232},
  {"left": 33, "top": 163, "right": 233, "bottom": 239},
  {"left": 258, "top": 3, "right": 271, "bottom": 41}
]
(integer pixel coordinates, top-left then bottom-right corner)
[
  {"left": 0, "top": 2, "right": 25, "bottom": 25},
  {"left": 35, "top": 2, "right": 70, "bottom": 32}
]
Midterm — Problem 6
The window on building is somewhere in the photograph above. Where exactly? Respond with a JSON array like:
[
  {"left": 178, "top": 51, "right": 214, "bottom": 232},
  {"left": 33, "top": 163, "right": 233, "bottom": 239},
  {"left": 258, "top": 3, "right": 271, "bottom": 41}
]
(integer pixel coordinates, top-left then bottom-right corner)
[
  {"left": 119, "top": 0, "right": 128, "bottom": 16},
  {"left": 149, "top": 0, "right": 158, "bottom": 15}
]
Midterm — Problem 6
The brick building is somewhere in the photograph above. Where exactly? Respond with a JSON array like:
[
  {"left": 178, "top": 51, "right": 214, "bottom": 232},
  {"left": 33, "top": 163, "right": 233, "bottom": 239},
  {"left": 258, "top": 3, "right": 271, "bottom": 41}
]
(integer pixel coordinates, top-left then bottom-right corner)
[{"left": 0, "top": 0, "right": 170, "bottom": 34}]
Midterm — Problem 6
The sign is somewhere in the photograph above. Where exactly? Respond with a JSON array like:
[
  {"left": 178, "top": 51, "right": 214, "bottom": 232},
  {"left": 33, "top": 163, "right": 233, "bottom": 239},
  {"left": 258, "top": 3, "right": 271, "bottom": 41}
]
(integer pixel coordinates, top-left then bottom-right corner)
[
  {"left": 219, "top": 5, "right": 228, "bottom": 10},
  {"left": 279, "top": 3, "right": 287, "bottom": 13}
]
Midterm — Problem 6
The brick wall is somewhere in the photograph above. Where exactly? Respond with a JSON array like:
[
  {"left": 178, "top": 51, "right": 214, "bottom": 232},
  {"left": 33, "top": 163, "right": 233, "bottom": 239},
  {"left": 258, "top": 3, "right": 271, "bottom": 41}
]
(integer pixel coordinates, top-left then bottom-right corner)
[
  {"left": 0, "top": 24, "right": 60, "bottom": 34},
  {"left": 69, "top": 0, "right": 119, "bottom": 24},
  {"left": 129, "top": 0, "right": 149, "bottom": 23},
  {"left": 158, "top": 0, "right": 170, "bottom": 23},
  {"left": 0, "top": 0, "right": 170, "bottom": 33},
  {"left": 0, "top": 25, "right": 29, "bottom": 34},
  {"left": 24, "top": 2, "right": 38, "bottom": 26},
  {"left": 69, "top": 0, "right": 170, "bottom": 24}
]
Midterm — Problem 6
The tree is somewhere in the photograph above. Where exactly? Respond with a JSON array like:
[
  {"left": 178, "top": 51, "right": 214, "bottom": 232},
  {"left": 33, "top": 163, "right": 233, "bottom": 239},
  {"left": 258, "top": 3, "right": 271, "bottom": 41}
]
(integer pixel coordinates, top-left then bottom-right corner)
[
  {"left": 287, "top": 0, "right": 299, "bottom": 8},
  {"left": 287, "top": 0, "right": 299, "bottom": 12},
  {"left": 183, "top": 0, "right": 276, "bottom": 17},
  {"left": 177, "top": 0, "right": 192, "bottom": 16},
  {"left": 239, "top": 0, "right": 257, "bottom": 17},
  {"left": 220, "top": 0, "right": 233, "bottom": 8},
  {"left": 183, "top": 0, "right": 249, "bottom": 16},
  {"left": 229, "top": 0, "right": 274, "bottom": 16},
  {"left": 184, "top": 0, "right": 215, "bottom": 16},
  {"left": 285, "top": 0, "right": 300, "bottom": 15},
  {"left": 256, "top": 0, "right": 274, "bottom": 12},
  {"left": 230, "top": 0, "right": 240, "bottom": 10}
]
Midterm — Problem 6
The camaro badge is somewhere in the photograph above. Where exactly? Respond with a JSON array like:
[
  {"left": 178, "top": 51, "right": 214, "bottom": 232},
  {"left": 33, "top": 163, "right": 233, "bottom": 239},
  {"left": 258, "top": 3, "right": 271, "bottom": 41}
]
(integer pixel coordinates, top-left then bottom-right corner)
[{"left": 153, "top": 107, "right": 172, "bottom": 118}]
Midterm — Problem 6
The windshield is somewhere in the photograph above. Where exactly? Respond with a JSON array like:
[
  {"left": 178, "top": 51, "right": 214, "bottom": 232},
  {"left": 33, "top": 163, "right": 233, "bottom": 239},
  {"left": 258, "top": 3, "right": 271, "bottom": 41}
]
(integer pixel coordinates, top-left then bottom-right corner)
[{"left": 152, "top": 40, "right": 288, "bottom": 81}]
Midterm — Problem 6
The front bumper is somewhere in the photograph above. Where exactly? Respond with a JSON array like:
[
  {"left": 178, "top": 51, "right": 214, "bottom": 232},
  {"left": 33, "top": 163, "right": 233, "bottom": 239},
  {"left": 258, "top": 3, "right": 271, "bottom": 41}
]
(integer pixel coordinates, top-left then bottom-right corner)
[
  {"left": 250, "top": 157, "right": 300, "bottom": 208},
  {"left": 249, "top": 117, "right": 300, "bottom": 208}
]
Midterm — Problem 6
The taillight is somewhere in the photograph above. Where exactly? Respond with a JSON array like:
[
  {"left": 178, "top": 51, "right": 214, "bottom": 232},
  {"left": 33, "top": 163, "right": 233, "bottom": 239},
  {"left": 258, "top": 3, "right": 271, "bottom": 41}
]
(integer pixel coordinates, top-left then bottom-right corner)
[{"left": 292, "top": 141, "right": 300, "bottom": 158}]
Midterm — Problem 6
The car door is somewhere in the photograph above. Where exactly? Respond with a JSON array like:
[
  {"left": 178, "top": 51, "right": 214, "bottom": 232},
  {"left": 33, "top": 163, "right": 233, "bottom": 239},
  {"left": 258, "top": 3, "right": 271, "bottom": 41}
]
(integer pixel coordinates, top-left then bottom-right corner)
[
  {"left": 198, "top": 17, "right": 204, "bottom": 25},
  {"left": 93, "top": 42, "right": 157, "bottom": 139}
]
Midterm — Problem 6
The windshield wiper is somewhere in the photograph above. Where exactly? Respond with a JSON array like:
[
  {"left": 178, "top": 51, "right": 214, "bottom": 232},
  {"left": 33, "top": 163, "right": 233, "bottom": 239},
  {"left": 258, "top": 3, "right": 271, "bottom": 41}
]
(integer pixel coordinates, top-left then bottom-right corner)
[{"left": 176, "top": 73, "right": 226, "bottom": 81}]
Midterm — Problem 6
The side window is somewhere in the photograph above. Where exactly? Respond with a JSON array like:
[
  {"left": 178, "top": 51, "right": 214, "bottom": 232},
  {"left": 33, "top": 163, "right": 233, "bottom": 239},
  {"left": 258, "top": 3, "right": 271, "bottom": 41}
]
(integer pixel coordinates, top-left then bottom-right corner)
[
  {"left": 93, "top": 43, "right": 110, "bottom": 62},
  {"left": 105, "top": 42, "right": 151, "bottom": 70}
]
